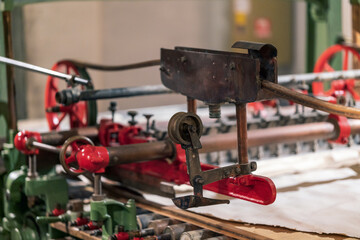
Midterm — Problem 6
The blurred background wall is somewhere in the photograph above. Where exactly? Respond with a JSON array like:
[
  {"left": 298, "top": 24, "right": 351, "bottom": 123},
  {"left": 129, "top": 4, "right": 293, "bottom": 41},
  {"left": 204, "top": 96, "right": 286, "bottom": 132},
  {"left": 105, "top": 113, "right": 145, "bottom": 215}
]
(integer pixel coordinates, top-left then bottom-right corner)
[{"left": 11, "top": 0, "right": 312, "bottom": 120}]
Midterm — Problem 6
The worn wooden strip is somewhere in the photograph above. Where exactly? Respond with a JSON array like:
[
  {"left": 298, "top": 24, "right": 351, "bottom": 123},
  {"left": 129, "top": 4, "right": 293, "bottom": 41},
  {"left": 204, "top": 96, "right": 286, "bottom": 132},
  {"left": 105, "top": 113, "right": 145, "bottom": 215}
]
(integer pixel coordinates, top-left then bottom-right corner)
[{"left": 50, "top": 222, "right": 100, "bottom": 240}]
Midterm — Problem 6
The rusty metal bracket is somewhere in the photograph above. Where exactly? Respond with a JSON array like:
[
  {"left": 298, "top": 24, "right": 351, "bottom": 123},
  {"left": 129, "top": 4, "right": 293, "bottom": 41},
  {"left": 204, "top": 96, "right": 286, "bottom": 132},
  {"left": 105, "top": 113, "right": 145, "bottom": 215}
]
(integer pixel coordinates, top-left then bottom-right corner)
[
  {"left": 168, "top": 112, "right": 257, "bottom": 209},
  {"left": 160, "top": 41, "right": 277, "bottom": 105}
]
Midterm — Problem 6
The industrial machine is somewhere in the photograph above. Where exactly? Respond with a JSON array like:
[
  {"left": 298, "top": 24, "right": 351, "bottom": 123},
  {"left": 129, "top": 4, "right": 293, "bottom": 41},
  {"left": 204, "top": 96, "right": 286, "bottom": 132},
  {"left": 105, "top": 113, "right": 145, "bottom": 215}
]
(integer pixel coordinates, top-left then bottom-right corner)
[{"left": 1, "top": 37, "right": 360, "bottom": 240}]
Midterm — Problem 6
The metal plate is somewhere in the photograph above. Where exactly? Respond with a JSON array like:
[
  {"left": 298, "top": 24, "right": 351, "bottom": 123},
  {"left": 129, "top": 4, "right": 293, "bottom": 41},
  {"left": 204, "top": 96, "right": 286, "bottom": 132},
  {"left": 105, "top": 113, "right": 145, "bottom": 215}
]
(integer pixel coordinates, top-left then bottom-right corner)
[{"left": 160, "top": 45, "right": 277, "bottom": 104}]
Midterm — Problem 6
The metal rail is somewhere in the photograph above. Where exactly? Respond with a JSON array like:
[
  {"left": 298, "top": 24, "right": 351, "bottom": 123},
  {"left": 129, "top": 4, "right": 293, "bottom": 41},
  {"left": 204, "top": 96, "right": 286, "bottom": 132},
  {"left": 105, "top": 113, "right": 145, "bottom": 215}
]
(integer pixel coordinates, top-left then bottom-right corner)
[
  {"left": 278, "top": 69, "right": 360, "bottom": 84},
  {"left": 0, "top": 56, "right": 89, "bottom": 85}
]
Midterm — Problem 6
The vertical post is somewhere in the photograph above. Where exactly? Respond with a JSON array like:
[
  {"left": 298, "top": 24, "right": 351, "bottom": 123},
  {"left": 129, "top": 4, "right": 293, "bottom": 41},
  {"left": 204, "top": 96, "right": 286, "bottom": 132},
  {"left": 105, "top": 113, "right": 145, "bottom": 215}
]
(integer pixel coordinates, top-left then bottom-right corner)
[
  {"left": 235, "top": 103, "right": 248, "bottom": 165},
  {"left": 0, "top": 11, "right": 17, "bottom": 139},
  {"left": 187, "top": 97, "right": 196, "bottom": 114},
  {"left": 352, "top": 1, "right": 360, "bottom": 68}
]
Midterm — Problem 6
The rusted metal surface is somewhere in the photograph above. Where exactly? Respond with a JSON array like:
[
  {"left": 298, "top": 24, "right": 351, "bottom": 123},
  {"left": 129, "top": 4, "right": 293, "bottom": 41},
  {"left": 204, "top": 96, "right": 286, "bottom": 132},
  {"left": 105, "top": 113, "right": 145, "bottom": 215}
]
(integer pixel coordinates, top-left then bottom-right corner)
[
  {"left": 3, "top": 11, "right": 17, "bottom": 130},
  {"left": 107, "top": 140, "right": 176, "bottom": 166},
  {"left": 199, "top": 121, "right": 338, "bottom": 153},
  {"left": 187, "top": 97, "right": 197, "bottom": 114},
  {"left": 236, "top": 103, "right": 248, "bottom": 164},
  {"left": 262, "top": 80, "right": 360, "bottom": 119},
  {"left": 40, "top": 126, "right": 99, "bottom": 145},
  {"left": 160, "top": 42, "right": 277, "bottom": 104}
]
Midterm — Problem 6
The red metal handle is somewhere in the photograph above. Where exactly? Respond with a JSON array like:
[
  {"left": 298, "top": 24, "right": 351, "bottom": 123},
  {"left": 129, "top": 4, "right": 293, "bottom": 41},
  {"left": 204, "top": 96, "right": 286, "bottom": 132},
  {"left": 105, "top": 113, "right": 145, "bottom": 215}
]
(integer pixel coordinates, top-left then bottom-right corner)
[{"left": 14, "top": 130, "right": 42, "bottom": 155}]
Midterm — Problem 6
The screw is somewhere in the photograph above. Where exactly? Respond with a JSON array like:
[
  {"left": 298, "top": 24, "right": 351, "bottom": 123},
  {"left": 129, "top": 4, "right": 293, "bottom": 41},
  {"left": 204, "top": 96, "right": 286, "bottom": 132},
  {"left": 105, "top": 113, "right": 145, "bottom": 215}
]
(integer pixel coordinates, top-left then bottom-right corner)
[
  {"left": 250, "top": 162, "right": 257, "bottom": 171},
  {"left": 208, "top": 104, "right": 221, "bottom": 119},
  {"left": 108, "top": 101, "right": 117, "bottom": 122}
]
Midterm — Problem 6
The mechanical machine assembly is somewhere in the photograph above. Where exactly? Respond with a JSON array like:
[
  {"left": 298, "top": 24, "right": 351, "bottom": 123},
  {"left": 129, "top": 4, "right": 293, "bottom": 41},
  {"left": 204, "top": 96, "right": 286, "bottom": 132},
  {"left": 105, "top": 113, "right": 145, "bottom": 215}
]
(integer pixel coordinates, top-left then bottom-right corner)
[{"left": 2, "top": 40, "right": 360, "bottom": 239}]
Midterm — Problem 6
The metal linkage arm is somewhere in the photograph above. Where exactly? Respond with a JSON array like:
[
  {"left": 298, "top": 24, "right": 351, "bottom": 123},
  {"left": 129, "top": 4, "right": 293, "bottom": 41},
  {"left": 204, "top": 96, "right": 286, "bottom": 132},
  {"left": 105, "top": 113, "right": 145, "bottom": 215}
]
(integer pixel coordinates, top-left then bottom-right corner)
[{"left": 0, "top": 56, "right": 89, "bottom": 85}]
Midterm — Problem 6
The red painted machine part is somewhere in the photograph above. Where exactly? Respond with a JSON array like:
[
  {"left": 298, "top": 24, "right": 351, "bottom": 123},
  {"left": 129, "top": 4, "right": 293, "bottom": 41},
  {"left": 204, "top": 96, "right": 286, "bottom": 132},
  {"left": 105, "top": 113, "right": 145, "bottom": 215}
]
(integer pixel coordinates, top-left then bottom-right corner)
[
  {"left": 312, "top": 44, "right": 360, "bottom": 101},
  {"left": 73, "top": 217, "right": 89, "bottom": 226},
  {"left": 327, "top": 114, "right": 351, "bottom": 144},
  {"left": 51, "top": 208, "right": 65, "bottom": 217},
  {"left": 114, "top": 232, "right": 130, "bottom": 240},
  {"left": 14, "top": 130, "right": 42, "bottom": 155},
  {"left": 44, "top": 61, "right": 89, "bottom": 130},
  {"left": 100, "top": 125, "right": 276, "bottom": 205},
  {"left": 75, "top": 145, "right": 109, "bottom": 174}
]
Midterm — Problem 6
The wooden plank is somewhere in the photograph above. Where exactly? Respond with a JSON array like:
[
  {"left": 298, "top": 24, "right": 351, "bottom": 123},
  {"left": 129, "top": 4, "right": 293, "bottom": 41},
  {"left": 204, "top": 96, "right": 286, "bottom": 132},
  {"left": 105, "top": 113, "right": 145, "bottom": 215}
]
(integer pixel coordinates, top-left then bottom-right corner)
[{"left": 50, "top": 222, "right": 100, "bottom": 240}]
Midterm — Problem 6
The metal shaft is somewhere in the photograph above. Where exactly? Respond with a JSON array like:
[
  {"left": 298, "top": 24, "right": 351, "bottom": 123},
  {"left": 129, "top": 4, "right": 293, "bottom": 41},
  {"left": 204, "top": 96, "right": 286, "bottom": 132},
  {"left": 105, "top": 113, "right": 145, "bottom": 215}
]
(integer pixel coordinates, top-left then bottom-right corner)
[
  {"left": 278, "top": 69, "right": 360, "bottom": 85},
  {"left": 56, "top": 85, "right": 173, "bottom": 105},
  {"left": 0, "top": 56, "right": 89, "bottom": 85},
  {"left": 235, "top": 103, "right": 248, "bottom": 164},
  {"left": 28, "top": 155, "right": 38, "bottom": 178},
  {"left": 199, "top": 121, "right": 337, "bottom": 153},
  {"left": 107, "top": 140, "right": 176, "bottom": 166},
  {"left": 187, "top": 97, "right": 197, "bottom": 114}
]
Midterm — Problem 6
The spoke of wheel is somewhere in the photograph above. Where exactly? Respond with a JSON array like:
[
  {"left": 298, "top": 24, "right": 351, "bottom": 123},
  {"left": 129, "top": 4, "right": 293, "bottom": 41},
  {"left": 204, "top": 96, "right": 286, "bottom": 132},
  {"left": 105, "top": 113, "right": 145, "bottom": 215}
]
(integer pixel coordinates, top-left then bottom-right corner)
[
  {"left": 53, "top": 112, "right": 66, "bottom": 129},
  {"left": 324, "top": 62, "right": 335, "bottom": 72},
  {"left": 343, "top": 50, "right": 349, "bottom": 71},
  {"left": 71, "top": 107, "right": 86, "bottom": 126},
  {"left": 65, "top": 155, "right": 76, "bottom": 164}
]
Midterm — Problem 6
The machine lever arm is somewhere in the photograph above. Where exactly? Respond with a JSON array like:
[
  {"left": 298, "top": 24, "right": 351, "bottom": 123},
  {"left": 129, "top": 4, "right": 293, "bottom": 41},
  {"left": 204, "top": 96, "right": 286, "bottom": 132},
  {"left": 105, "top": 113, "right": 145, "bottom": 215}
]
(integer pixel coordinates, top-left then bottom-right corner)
[{"left": 0, "top": 56, "right": 89, "bottom": 85}]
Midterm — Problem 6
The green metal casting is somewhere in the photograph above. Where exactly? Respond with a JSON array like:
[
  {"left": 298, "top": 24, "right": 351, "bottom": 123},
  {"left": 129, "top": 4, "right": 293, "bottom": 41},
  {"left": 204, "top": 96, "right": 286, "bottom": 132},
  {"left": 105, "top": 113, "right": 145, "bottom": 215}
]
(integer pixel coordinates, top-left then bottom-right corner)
[
  {"left": 306, "top": 0, "right": 342, "bottom": 72},
  {"left": 91, "top": 198, "right": 137, "bottom": 240}
]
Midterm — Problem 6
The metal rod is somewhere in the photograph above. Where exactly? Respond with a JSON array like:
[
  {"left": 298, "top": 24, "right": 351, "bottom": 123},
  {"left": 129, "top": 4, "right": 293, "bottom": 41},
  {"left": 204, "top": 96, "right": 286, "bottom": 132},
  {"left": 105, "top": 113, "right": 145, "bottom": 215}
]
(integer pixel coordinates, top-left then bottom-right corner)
[
  {"left": 262, "top": 80, "right": 360, "bottom": 119},
  {"left": 107, "top": 140, "right": 176, "bottom": 166},
  {"left": 28, "top": 155, "right": 38, "bottom": 178},
  {"left": 187, "top": 97, "right": 197, "bottom": 114},
  {"left": 0, "top": 56, "right": 89, "bottom": 85},
  {"left": 93, "top": 174, "right": 102, "bottom": 196},
  {"left": 31, "top": 141, "right": 62, "bottom": 154},
  {"left": 235, "top": 103, "right": 248, "bottom": 164},
  {"left": 3, "top": 11, "right": 17, "bottom": 130},
  {"left": 278, "top": 69, "right": 360, "bottom": 84},
  {"left": 199, "top": 122, "right": 337, "bottom": 153},
  {"left": 56, "top": 85, "right": 173, "bottom": 105}
]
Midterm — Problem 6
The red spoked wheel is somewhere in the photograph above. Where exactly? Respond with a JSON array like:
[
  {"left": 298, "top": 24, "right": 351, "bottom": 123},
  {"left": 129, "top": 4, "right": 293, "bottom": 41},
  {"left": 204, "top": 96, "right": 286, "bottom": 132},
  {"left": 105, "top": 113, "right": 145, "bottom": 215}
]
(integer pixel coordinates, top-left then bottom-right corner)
[
  {"left": 59, "top": 136, "right": 94, "bottom": 176},
  {"left": 313, "top": 44, "right": 360, "bottom": 102},
  {"left": 45, "top": 61, "right": 93, "bottom": 130}
]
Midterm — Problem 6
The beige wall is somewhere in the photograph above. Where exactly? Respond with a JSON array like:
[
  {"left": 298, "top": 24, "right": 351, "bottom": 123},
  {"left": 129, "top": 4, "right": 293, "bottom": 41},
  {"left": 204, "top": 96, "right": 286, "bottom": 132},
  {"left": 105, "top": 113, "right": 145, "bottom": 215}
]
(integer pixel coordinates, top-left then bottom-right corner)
[{"left": 23, "top": 0, "right": 231, "bottom": 119}]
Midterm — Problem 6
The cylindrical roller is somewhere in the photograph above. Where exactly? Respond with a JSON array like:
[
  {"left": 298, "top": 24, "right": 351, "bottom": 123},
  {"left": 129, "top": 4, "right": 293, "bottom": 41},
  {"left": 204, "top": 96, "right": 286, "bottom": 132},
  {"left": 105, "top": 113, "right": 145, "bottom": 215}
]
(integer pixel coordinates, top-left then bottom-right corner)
[
  {"left": 180, "top": 229, "right": 219, "bottom": 240},
  {"left": 40, "top": 127, "right": 99, "bottom": 146},
  {"left": 147, "top": 218, "right": 182, "bottom": 235},
  {"left": 199, "top": 121, "right": 337, "bottom": 153},
  {"left": 163, "top": 223, "right": 200, "bottom": 240},
  {"left": 107, "top": 140, "right": 176, "bottom": 166},
  {"left": 137, "top": 213, "right": 165, "bottom": 229}
]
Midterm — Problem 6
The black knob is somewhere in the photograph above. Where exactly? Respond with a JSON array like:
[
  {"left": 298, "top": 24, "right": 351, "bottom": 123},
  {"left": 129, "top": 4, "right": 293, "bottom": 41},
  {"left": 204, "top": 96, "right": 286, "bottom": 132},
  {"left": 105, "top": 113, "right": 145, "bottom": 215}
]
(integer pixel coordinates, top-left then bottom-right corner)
[
  {"left": 128, "top": 111, "right": 138, "bottom": 126},
  {"left": 143, "top": 114, "right": 153, "bottom": 133}
]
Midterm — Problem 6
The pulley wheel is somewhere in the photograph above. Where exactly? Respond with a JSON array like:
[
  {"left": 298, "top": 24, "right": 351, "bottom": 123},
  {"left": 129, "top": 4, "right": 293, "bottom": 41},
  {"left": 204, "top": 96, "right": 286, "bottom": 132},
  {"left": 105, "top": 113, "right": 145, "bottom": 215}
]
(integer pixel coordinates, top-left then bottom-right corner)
[
  {"left": 45, "top": 61, "right": 97, "bottom": 130},
  {"left": 168, "top": 112, "right": 203, "bottom": 146}
]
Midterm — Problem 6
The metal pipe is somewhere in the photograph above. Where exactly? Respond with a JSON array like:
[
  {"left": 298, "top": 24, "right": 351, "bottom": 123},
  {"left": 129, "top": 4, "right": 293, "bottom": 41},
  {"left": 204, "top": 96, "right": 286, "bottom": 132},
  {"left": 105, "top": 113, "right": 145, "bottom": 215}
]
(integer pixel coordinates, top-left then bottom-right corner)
[
  {"left": 199, "top": 121, "right": 337, "bottom": 153},
  {"left": 0, "top": 56, "right": 89, "bottom": 85},
  {"left": 107, "top": 140, "right": 176, "bottom": 166},
  {"left": 40, "top": 127, "right": 99, "bottom": 146},
  {"left": 262, "top": 80, "right": 360, "bottom": 119}
]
